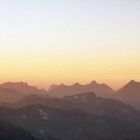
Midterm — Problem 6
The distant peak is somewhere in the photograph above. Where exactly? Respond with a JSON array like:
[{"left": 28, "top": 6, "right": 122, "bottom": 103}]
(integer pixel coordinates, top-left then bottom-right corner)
[
  {"left": 90, "top": 81, "right": 98, "bottom": 85},
  {"left": 1, "top": 82, "right": 29, "bottom": 86},
  {"left": 127, "top": 80, "right": 139, "bottom": 85},
  {"left": 49, "top": 84, "right": 58, "bottom": 90},
  {"left": 59, "top": 83, "right": 65, "bottom": 87},
  {"left": 120, "top": 80, "right": 140, "bottom": 90},
  {"left": 117, "top": 80, "right": 140, "bottom": 94},
  {"left": 129, "top": 80, "right": 136, "bottom": 83},
  {"left": 73, "top": 82, "right": 81, "bottom": 86}
]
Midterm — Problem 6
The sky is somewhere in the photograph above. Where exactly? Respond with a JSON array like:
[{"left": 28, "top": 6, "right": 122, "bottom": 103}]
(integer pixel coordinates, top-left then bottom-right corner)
[{"left": 0, "top": 0, "right": 140, "bottom": 89}]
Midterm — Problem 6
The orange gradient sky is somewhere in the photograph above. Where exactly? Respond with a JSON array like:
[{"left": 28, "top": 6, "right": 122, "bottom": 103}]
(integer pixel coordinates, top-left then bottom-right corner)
[{"left": 0, "top": 0, "right": 140, "bottom": 90}]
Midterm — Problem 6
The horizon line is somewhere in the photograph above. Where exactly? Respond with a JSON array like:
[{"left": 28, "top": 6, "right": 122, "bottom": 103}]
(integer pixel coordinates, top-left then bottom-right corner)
[{"left": 0, "top": 79, "right": 138, "bottom": 91}]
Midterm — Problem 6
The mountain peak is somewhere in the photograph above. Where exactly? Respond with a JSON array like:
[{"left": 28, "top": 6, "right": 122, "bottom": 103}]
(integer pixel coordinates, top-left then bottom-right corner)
[
  {"left": 117, "top": 80, "right": 140, "bottom": 96},
  {"left": 90, "top": 81, "right": 98, "bottom": 85},
  {"left": 0, "top": 82, "right": 29, "bottom": 88},
  {"left": 60, "top": 83, "right": 65, "bottom": 86},
  {"left": 73, "top": 82, "right": 81, "bottom": 86},
  {"left": 128, "top": 80, "right": 138, "bottom": 85},
  {"left": 48, "top": 81, "right": 114, "bottom": 98},
  {"left": 124, "top": 80, "right": 140, "bottom": 88},
  {"left": 0, "top": 82, "right": 47, "bottom": 96}
]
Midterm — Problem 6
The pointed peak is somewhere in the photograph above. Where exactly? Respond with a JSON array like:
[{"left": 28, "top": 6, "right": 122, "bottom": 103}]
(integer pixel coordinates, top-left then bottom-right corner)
[
  {"left": 119, "top": 80, "right": 140, "bottom": 90},
  {"left": 117, "top": 80, "right": 140, "bottom": 94},
  {"left": 127, "top": 80, "right": 139, "bottom": 85},
  {"left": 129, "top": 80, "right": 136, "bottom": 83},
  {"left": 60, "top": 83, "right": 65, "bottom": 87},
  {"left": 49, "top": 84, "right": 58, "bottom": 90},
  {"left": 73, "top": 82, "right": 81, "bottom": 86},
  {"left": 90, "top": 81, "right": 98, "bottom": 85}
]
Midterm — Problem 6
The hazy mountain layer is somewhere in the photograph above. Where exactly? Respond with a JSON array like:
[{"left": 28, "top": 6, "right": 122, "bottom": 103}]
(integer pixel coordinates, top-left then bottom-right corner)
[
  {"left": 0, "top": 92, "right": 140, "bottom": 140},
  {"left": 48, "top": 81, "right": 114, "bottom": 98},
  {"left": 0, "top": 82, "right": 47, "bottom": 103},
  {"left": 1, "top": 80, "right": 140, "bottom": 111}
]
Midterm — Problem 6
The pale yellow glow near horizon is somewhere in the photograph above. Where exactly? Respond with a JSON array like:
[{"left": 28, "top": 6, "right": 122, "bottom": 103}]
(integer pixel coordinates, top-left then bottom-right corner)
[{"left": 0, "top": 39, "right": 140, "bottom": 90}]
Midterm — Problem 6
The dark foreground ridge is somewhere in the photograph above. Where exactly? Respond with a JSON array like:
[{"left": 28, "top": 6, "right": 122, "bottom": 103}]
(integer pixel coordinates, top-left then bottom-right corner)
[{"left": 0, "top": 119, "right": 38, "bottom": 140}]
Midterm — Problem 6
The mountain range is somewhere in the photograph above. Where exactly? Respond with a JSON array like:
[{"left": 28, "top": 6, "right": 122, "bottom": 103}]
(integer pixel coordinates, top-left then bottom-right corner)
[
  {"left": 48, "top": 81, "right": 114, "bottom": 98},
  {"left": 0, "top": 80, "right": 140, "bottom": 110},
  {"left": 0, "top": 92, "right": 140, "bottom": 140},
  {"left": 0, "top": 81, "right": 140, "bottom": 139},
  {"left": 0, "top": 82, "right": 47, "bottom": 103}
]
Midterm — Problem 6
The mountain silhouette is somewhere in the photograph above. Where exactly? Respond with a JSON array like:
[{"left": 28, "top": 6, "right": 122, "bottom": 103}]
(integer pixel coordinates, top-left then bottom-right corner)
[
  {"left": 116, "top": 80, "right": 140, "bottom": 110},
  {"left": 48, "top": 81, "right": 114, "bottom": 98},
  {"left": 0, "top": 82, "right": 46, "bottom": 95},
  {"left": 1, "top": 80, "right": 140, "bottom": 111},
  {"left": 14, "top": 94, "right": 53, "bottom": 108},
  {"left": 0, "top": 82, "right": 47, "bottom": 103}
]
